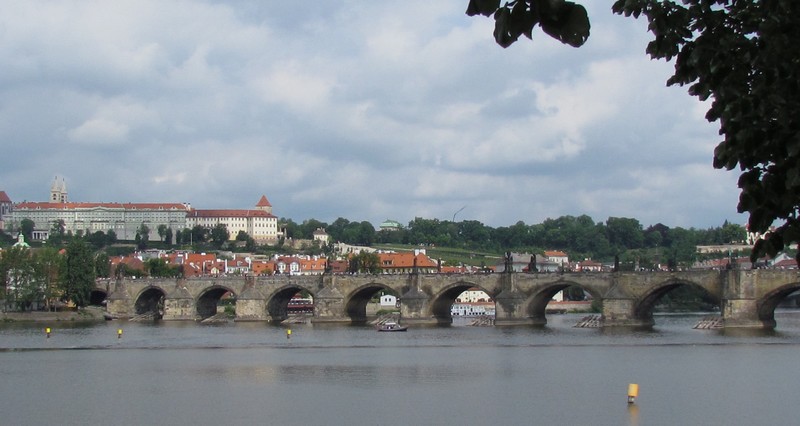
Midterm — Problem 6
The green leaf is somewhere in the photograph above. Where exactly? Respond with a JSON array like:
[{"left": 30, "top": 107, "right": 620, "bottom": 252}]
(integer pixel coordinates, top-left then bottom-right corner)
[
  {"left": 466, "top": 0, "right": 501, "bottom": 17},
  {"left": 494, "top": 6, "right": 520, "bottom": 48},
  {"left": 540, "top": 2, "right": 590, "bottom": 47}
]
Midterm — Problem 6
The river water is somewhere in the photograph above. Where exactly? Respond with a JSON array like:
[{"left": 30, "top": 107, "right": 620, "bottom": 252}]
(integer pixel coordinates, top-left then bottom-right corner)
[{"left": 2, "top": 312, "right": 800, "bottom": 426}]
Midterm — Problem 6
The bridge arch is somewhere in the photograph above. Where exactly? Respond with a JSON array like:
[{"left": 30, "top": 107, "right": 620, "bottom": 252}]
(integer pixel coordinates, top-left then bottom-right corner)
[
  {"left": 757, "top": 281, "right": 800, "bottom": 328},
  {"left": 89, "top": 289, "right": 108, "bottom": 306},
  {"left": 430, "top": 281, "right": 494, "bottom": 323},
  {"left": 134, "top": 286, "right": 167, "bottom": 318},
  {"left": 345, "top": 282, "right": 399, "bottom": 323},
  {"left": 266, "top": 285, "right": 316, "bottom": 323},
  {"left": 633, "top": 279, "right": 720, "bottom": 325},
  {"left": 197, "top": 285, "right": 236, "bottom": 319},
  {"left": 525, "top": 280, "right": 601, "bottom": 324}
]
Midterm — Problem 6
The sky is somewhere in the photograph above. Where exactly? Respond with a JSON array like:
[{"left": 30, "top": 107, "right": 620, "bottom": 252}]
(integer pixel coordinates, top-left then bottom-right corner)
[{"left": 0, "top": 1, "right": 746, "bottom": 230}]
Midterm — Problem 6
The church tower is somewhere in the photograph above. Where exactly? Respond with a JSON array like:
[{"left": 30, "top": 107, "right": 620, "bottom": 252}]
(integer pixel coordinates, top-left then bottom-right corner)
[{"left": 50, "top": 176, "right": 67, "bottom": 203}]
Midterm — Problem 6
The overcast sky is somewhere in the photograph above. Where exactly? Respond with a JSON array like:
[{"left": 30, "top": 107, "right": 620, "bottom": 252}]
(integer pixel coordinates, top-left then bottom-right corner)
[{"left": 0, "top": 1, "right": 745, "bottom": 230}]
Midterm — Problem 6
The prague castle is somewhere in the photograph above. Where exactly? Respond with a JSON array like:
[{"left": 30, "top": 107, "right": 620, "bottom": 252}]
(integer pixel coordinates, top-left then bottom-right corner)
[{"left": 3, "top": 177, "right": 278, "bottom": 242}]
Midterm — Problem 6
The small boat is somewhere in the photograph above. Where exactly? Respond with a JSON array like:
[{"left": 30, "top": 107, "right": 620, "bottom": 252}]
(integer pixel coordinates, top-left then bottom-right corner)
[{"left": 376, "top": 321, "right": 408, "bottom": 332}]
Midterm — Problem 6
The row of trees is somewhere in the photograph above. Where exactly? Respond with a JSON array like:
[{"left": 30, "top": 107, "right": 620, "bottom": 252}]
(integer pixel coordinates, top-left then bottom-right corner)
[
  {"left": 0, "top": 239, "right": 96, "bottom": 311},
  {"left": 282, "top": 215, "right": 748, "bottom": 265}
]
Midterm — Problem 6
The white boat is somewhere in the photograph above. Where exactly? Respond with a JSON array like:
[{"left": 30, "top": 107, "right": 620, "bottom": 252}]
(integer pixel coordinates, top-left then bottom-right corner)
[{"left": 376, "top": 321, "right": 408, "bottom": 332}]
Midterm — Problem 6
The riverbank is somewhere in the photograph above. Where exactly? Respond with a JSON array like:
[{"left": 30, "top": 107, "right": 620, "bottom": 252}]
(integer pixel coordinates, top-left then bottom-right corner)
[{"left": 1, "top": 306, "right": 106, "bottom": 323}]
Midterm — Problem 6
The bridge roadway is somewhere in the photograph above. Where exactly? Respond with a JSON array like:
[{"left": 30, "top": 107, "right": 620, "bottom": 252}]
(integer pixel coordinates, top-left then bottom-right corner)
[{"left": 95, "top": 268, "right": 800, "bottom": 329}]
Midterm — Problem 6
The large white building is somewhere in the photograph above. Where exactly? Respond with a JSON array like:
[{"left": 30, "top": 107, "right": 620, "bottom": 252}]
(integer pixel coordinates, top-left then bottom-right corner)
[
  {"left": 11, "top": 200, "right": 190, "bottom": 240},
  {"left": 6, "top": 177, "right": 279, "bottom": 242},
  {"left": 186, "top": 195, "right": 278, "bottom": 242}
]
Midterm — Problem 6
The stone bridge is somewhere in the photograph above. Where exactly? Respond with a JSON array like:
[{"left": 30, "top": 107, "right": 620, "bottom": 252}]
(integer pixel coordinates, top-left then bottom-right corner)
[{"left": 93, "top": 268, "right": 800, "bottom": 329}]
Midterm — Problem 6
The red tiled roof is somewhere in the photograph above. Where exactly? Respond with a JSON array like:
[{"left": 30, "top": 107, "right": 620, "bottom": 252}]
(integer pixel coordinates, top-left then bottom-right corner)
[
  {"left": 256, "top": 195, "right": 272, "bottom": 207},
  {"left": 188, "top": 209, "right": 276, "bottom": 218},
  {"left": 773, "top": 259, "right": 797, "bottom": 268},
  {"left": 378, "top": 252, "right": 438, "bottom": 269},
  {"left": 0, "top": 191, "right": 11, "bottom": 203},
  {"left": 15, "top": 201, "right": 187, "bottom": 210}
]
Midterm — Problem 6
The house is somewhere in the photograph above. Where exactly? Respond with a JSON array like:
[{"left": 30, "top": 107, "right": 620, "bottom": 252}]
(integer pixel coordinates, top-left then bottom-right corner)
[
  {"left": 110, "top": 255, "right": 146, "bottom": 277},
  {"left": 250, "top": 259, "right": 276, "bottom": 275},
  {"left": 378, "top": 219, "right": 403, "bottom": 232},
  {"left": 312, "top": 228, "right": 329, "bottom": 246},
  {"left": 456, "top": 287, "right": 492, "bottom": 303},
  {"left": 329, "top": 259, "right": 350, "bottom": 274},
  {"left": 772, "top": 258, "right": 798, "bottom": 269},
  {"left": 380, "top": 294, "right": 397, "bottom": 307},
  {"left": 495, "top": 252, "right": 536, "bottom": 273},
  {"left": 377, "top": 251, "right": 438, "bottom": 274},
  {"left": 225, "top": 256, "right": 251, "bottom": 275},
  {"left": 544, "top": 250, "right": 569, "bottom": 267},
  {"left": 299, "top": 256, "right": 327, "bottom": 275},
  {"left": 275, "top": 256, "right": 301, "bottom": 275},
  {"left": 576, "top": 259, "right": 602, "bottom": 272},
  {"left": 179, "top": 252, "right": 219, "bottom": 277}
]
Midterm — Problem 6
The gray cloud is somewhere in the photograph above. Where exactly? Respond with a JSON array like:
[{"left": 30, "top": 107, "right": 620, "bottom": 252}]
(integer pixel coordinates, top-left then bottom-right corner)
[{"left": 0, "top": 1, "right": 744, "bottom": 230}]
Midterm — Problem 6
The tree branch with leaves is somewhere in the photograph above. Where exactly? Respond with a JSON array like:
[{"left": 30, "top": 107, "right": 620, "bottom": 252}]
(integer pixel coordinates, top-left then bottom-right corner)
[{"left": 468, "top": 0, "right": 800, "bottom": 262}]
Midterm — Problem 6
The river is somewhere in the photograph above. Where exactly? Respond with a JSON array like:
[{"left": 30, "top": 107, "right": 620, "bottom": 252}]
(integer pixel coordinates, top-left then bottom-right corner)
[{"left": 2, "top": 312, "right": 800, "bottom": 426}]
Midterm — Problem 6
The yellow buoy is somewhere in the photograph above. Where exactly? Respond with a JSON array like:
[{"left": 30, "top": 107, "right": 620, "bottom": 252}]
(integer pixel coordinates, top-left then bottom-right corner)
[
  {"left": 627, "top": 383, "right": 639, "bottom": 404},
  {"left": 117, "top": 329, "right": 123, "bottom": 339},
  {"left": 286, "top": 329, "right": 292, "bottom": 339},
  {"left": 45, "top": 327, "right": 51, "bottom": 338}
]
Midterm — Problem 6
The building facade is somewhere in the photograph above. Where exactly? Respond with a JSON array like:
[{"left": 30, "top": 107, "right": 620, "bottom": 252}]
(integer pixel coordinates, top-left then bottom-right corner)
[
  {"left": 7, "top": 178, "right": 279, "bottom": 242},
  {"left": 0, "top": 190, "right": 12, "bottom": 230},
  {"left": 186, "top": 196, "right": 278, "bottom": 242},
  {"left": 10, "top": 201, "right": 190, "bottom": 241}
]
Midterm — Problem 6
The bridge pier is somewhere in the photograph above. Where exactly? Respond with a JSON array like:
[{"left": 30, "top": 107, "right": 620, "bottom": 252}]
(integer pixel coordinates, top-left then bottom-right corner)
[
  {"left": 235, "top": 286, "right": 268, "bottom": 321},
  {"left": 721, "top": 269, "right": 771, "bottom": 328},
  {"left": 311, "top": 280, "right": 349, "bottom": 323},
  {"left": 106, "top": 278, "right": 132, "bottom": 319},
  {"left": 722, "top": 299, "right": 767, "bottom": 328},
  {"left": 162, "top": 285, "right": 196, "bottom": 320},
  {"left": 493, "top": 272, "right": 540, "bottom": 326},
  {"left": 401, "top": 274, "right": 439, "bottom": 325},
  {"left": 601, "top": 298, "right": 653, "bottom": 328}
]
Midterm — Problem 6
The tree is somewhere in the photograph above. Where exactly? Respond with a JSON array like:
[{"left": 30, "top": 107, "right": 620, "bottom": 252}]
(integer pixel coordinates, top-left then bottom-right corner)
[
  {"left": 468, "top": 1, "right": 800, "bottom": 261},
  {"left": 60, "top": 239, "right": 96, "bottom": 308},
  {"left": 95, "top": 252, "right": 111, "bottom": 278},
  {"left": 106, "top": 229, "right": 118, "bottom": 245},
  {"left": 47, "top": 219, "right": 67, "bottom": 245},
  {"left": 606, "top": 217, "right": 644, "bottom": 251},
  {"left": 164, "top": 228, "right": 173, "bottom": 246},
  {"left": 210, "top": 224, "right": 230, "bottom": 249},
  {"left": 0, "top": 246, "right": 39, "bottom": 311},
  {"left": 34, "top": 247, "right": 63, "bottom": 311},
  {"left": 19, "top": 218, "right": 34, "bottom": 242},
  {"left": 157, "top": 224, "right": 167, "bottom": 242},
  {"left": 87, "top": 231, "right": 108, "bottom": 250},
  {"left": 349, "top": 252, "right": 381, "bottom": 274},
  {"left": 466, "top": 0, "right": 590, "bottom": 48},
  {"left": 190, "top": 225, "right": 208, "bottom": 244},
  {"left": 145, "top": 258, "right": 181, "bottom": 278},
  {"left": 136, "top": 223, "right": 150, "bottom": 250}
]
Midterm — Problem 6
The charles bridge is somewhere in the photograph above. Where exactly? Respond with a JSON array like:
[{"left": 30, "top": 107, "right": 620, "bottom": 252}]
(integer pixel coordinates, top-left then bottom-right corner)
[{"left": 94, "top": 268, "right": 800, "bottom": 329}]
